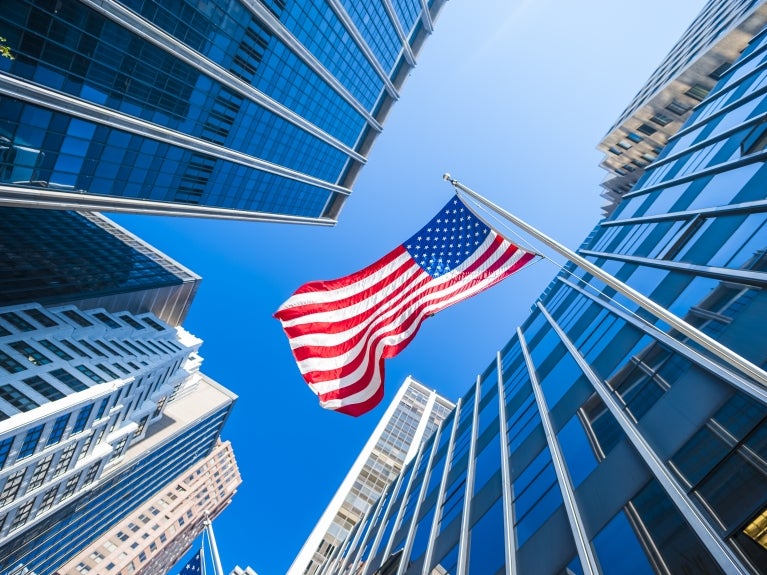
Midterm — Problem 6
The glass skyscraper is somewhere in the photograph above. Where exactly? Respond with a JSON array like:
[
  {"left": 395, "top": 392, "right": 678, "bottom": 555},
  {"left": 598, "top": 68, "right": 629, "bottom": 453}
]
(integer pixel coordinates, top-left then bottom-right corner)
[
  {"left": 597, "top": 0, "right": 767, "bottom": 214},
  {"left": 0, "top": 0, "right": 446, "bottom": 223},
  {"left": 0, "top": 207, "right": 200, "bottom": 326},
  {"left": 324, "top": 10, "right": 767, "bottom": 575}
]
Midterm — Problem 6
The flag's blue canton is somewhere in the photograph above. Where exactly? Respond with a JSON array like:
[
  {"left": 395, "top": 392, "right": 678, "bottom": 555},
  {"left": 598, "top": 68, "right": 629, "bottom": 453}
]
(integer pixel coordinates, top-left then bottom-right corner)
[
  {"left": 404, "top": 197, "right": 490, "bottom": 278},
  {"left": 179, "top": 550, "right": 202, "bottom": 575}
]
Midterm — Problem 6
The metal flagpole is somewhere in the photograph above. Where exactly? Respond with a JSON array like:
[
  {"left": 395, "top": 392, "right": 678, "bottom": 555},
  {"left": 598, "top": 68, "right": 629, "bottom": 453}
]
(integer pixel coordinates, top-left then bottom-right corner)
[
  {"left": 204, "top": 515, "right": 226, "bottom": 575},
  {"left": 443, "top": 173, "right": 767, "bottom": 389}
]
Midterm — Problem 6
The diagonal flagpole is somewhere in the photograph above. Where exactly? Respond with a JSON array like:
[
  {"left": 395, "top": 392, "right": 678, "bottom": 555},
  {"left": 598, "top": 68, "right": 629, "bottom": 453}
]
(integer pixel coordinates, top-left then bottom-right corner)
[
  {"left": 443, "top": 173, "right": 767, "bottom": 390},
  {"left": 204, "top": 515, "right": 225, "bottom": 575}
]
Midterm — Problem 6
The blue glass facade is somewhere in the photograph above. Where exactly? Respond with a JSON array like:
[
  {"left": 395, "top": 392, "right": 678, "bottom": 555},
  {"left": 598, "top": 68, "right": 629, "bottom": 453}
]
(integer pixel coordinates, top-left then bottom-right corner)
[
  {"left": 0, "top": 0, "right": 447, "bottom": 222},
  {"left": 0, "top": 207, "right": 199, "bottom": 326},
  {"left": 325, "top": 21, "right": 767, "bottom": 575}
]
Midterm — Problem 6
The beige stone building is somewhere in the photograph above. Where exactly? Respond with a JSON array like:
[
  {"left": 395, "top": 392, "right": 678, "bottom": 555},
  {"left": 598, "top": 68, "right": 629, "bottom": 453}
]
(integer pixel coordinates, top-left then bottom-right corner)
[{"left": 56, "top": 439, "right": 241, "bottom": 575}]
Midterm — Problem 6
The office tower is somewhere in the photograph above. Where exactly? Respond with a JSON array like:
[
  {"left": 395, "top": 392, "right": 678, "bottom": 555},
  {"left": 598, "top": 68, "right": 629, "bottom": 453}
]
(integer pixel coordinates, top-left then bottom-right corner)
[
  {"left": 0, "top": 370, "right": 235, "bottom": 575},
  {"left": 0, "top": 301, "right": 201, "bottom": 547},
  {"left": 288, "top": 377, "right": 454, "bottom": 575},
  {"left": 326, "top": 15, "right": 767, "bottom": 575},
  {"left": 0, "top": 207, "right": 200, "bottom": 326},
  {"left": 0, "top": 0, "right": 447, "bottom": 223},
  {"left": 597, "top": 0, "right": 767, "bottom": 215},
  {"left": 57, "top": 439, "right": 241, "bottom": 575}
]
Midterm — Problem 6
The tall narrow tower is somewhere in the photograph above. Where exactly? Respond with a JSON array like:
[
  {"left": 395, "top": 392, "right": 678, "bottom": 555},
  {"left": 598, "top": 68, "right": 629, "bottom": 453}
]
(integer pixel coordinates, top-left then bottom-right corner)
[{"left": 287, "top": 377, "right": 454, "bottom": 575}]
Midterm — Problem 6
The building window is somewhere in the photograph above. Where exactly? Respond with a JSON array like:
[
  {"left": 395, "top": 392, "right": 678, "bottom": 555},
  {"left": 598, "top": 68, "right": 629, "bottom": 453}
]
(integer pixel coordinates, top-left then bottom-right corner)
[
  {"left": 53, "top": 443, "right": 77, "bottom": 477},
  {"left": 741, "top": 118, "right": 767, "bottom": 155},
  {"left": 142, "top": 317, "right": 166, "bottom": 331},
  {"left": 0, "top": 312, "right": 35, "bottom": 332},
  {"left": 0, "top": 469, "right": 27, "bottom": 505},
  {"left": 22, "top": 308, "right": 58, "bottom": 328},
  {"left": 636, "top": 123, "right": 657, "bottom": 136},
  {"left": 9, "top": 499, "right": 35, "bottom": 531},
  {"left": 72, "top": 405, "right": 94, "bottom": 434},
  {"left": 96, "top": 363, "right": 119, "bottom": 380},
  {"left": 78, "top": 340, "right": 107, "bottom": 358},
  {"left": 23, "top": 376, "right": 65, "bottom": 401},
  {"left": 134, "top": 416, "right": 149, "bottom": 438},
  {"left": 90, "top": 550, "right": 105, "bottom": 563},
  {"left": 38, "top": 339, "right": 74, "bottom": 361},
  {"left": 60, "top": 471, "right": 82, "bottom": 500},
  {"left": 61, "top": 340, "right": 90, "bottom": 358},
  {"left": 650, "top": 112, "right": 672, "bottom": 126},
  {"left": 27, "top": 454, "right": 54, "bottom": 491},
  {"left": 116, "top": 531, "right": 129, "bottom": 542},
  {"left": 709, "top": 62, "right": 731, "bottom": 80},
  {"left": 75, "top": 365, "right": 106, "bottom": 383},
  {"left": 0, "top": 350, "right": 26, "bottom": 374},
  {"left": 46, "top": 414, "right": 70, "bottom": 446},
  {"left": 626, "top": 132, "right": 643, "bottom": 143},
  {"left": 119, "top": 315, "right": 145, "bottom": 330},
  {"left": 0, "top": 385, "right": 40, "bottom": 412},
  {"left": 37, "top": 485, "right": 59, "bottom": 514},
  {"left": 78, "top": 433, "right": 95, "bottom": 460},
  {"left": 18, "top": 424, "right": 44, "bottom": 458},
  {"left": 62, "top": 310, "right": 92, "bottom": 327},
  {"left": 83, "top": 462, "right": 100, "bottom": 485},
  {"left": 94, "top": 313, "right": 121, "bottom": 329},
  {"left": 112, "top": 363, "right": 130, "bottom": 375},
  {"left": 95, "top": 398, "right": 110, "bottom": 420},
  {"left": 50, "top": 368, "right": 89, "bottom": 392},
  {"left": 685, "top": 83, "right": 710, "bottom": 102},
  {"left": 666, "top": 99, "right": 691, "bottom": 115},
  {"left": 0, "top": 437, "right": 14, "bottom": 469},
  {"left": 109, "top": 436, "right": 128, "bottom": 462},
  {"left": 96, "top": 340, "right": 119, "bottom": 355},
  {"left": 9, "top": 341, "right": 51, "bottom": 366}
]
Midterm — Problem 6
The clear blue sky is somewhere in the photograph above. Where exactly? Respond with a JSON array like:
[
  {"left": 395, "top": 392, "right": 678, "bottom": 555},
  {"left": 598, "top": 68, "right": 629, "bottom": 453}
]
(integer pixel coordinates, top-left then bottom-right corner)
[{"left": 110, "top": 1, "right": 707, "bottom": 573}]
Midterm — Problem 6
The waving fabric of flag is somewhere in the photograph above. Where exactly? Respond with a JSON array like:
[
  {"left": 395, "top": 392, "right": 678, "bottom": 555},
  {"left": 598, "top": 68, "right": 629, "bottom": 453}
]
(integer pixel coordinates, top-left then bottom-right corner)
[
  {"left": 274, "top": 196, "right": 536, "bottom": 416},
  {"left": 178, "top": 549, "right": 203, "bottom": 575}
]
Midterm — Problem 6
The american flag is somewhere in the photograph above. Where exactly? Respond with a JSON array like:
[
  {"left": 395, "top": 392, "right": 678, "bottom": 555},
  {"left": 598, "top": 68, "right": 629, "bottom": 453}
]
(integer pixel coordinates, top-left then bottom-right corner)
[
  {"left": 178, "top": 550, "right": 203, "bottom": 575},
  {"left": 274, "top": 196, "right": 536, "bottom": 416}
]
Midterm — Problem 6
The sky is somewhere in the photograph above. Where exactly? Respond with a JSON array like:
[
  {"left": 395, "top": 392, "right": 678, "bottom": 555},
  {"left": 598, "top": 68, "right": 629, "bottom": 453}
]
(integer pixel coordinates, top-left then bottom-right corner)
[{"left": 108, "top": 1, "right": 708, "bottom": 573}]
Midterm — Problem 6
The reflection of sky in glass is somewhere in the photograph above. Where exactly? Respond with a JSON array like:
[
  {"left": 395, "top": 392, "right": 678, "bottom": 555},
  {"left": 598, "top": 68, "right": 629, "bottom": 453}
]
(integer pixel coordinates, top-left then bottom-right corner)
[
  {"left": 593, "top": 511, "right": 654, "bottom": 575},
  {"left": 467, "top": 497, "right": 505, "bottom": 574},
  {"left": 557, "top": 415, "right": 597, "bottom": 488}
]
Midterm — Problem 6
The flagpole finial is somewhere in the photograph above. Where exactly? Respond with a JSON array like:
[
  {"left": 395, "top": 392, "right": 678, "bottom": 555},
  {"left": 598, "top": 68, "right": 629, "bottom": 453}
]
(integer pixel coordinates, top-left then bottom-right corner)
[{"left": 442, "top": 172, "right": 454, "bottom": 183}]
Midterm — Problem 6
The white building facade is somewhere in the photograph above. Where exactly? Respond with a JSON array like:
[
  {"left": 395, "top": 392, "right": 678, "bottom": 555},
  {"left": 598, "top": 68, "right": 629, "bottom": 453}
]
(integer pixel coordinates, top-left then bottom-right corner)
[{"left": 288, "top": 377, "right": 454, "bottom": 575}]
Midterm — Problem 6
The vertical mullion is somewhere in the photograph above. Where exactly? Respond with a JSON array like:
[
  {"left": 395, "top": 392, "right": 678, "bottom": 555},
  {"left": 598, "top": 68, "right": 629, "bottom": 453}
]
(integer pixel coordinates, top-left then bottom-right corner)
[
  {"left": 420, "top": 398, "right": 463, "bottom": 574},
  {"left": 518, "top": 327, "right": 600, "bottom": 575},
  {"left": 456, "top": 376, "right": 481, "bottom": 575},
  {"left": 395, "top": 423, "right": 443, "bottom": 575},
  {"left": 496, "top": 351, "right": 518, "bottom": 575}
]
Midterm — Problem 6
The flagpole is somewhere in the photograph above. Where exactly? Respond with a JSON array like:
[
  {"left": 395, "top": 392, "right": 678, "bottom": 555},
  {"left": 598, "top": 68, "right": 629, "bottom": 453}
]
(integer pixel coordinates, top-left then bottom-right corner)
[
  {"left": 204, "top": 515, "right": 225, "bottom": 575},
  {"left": 443, "top": 173, "right": 767, "bottom": 389}
]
